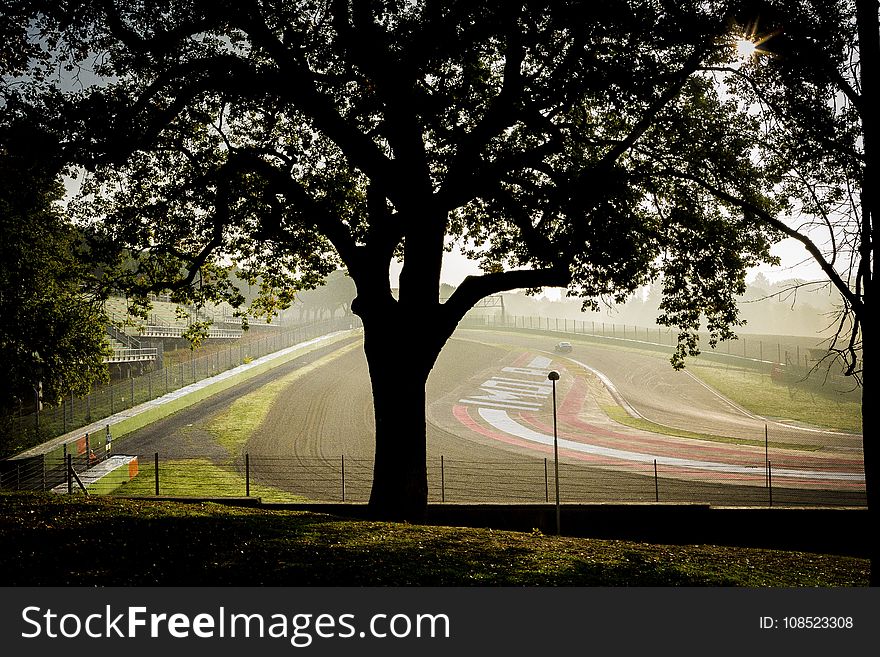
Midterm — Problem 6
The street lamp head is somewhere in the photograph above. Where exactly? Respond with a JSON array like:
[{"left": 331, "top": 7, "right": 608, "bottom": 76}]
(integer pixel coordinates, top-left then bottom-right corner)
[{"left": 547, "top": 370, "right": 560, "bottom": 381}]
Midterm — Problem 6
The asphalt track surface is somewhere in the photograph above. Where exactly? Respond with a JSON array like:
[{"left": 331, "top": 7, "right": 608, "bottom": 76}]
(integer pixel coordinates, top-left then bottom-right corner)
[{"left": 119, "top": 329, "right": 866, "bottom": 506}]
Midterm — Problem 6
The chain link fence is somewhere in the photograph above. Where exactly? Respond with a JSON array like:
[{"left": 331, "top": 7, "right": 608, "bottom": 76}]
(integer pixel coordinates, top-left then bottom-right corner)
[
  {"left": 4, "top": 317, "right": 360, "bottom": 455},
  {"left": 3, "top": 452, "right": 863, "bottom": 507},
  {"left": 1, "top": 313, "right": 863, "bottom": 508},
  {"left": 459, "top": 313, "right": 858, "bottom": 381}
]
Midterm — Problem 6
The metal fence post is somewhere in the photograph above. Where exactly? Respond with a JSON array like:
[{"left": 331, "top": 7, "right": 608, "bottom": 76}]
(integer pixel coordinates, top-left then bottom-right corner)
[
  {"left": 768, "top": 461, "right": 773, "bottom": 507},
  {"left": 654, "top": 459, "right": 659, "bottom": 502},
  {"left": 155, "top": 452, "right": 159, "bottom": 496},
  {"left": 67, "top": 454, "right": 72, "bottom": 494},
  {"left": 544, "top": 458, "right": 549, "bottom": 502},
  {"left": 246, "top": 453, "right": 250, "bottom": 497}
]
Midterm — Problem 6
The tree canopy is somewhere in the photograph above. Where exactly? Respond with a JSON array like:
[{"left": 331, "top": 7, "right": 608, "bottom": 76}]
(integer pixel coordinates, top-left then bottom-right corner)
[
  {"left": 697, "top": 0, "right": 876, "bottom": 582},
  {"left": 0, "top": 122, "right": 110, "bottom": 452},
  {"left": 4, "top": 0, "right": 787, "bottom": 514}
]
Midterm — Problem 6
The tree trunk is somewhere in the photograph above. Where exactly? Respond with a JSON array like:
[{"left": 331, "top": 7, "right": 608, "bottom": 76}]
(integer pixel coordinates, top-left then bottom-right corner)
[
  {"left": 856, "top": 0, "right": 878, "bottom": 585},
  {"left": 863, "top": 317, "right": 876, "bottom": 585},
  {"left": 361, "top": 313, "right": 442, "bottom": 520}
]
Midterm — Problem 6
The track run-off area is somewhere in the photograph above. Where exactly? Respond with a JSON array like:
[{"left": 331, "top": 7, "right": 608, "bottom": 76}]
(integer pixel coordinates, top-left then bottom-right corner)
[{"left": 120, "top": 328, "right": 865, "bottom": 506}]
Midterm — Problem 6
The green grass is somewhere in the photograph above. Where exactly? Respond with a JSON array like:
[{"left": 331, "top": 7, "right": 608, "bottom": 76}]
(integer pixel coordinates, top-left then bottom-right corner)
[
  {"left": 117, "top": 458, "right": 308, "bottom": 503},
  {"left": 601, "top": 405, "right": 822, "bottom": 451},
  {"left": 496, "top": 325, "right": 860, "bottom": 435},
  {"left": 0, "top": 493, "right": 868, "bottom": 586},
  {"left": 687, "top": 362, "right": 862, "bottom": 434},
  {"left": 205, "top": 340, "right": 362, "bottom": 459},
  {"left": 6, "top": 329, "right": 361, "bottom": 461}
]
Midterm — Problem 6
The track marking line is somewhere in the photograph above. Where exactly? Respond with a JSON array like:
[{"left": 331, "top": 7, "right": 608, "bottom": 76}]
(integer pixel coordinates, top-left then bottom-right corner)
[{"left": 476, "top": 408, "right": 864, "bottom": 483}]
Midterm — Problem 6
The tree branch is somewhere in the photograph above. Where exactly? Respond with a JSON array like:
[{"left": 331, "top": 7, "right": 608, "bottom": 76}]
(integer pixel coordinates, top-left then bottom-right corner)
[
  {"left": 225, "top": 149, "right": 359, "bottom": 265},
  {"left": 441, "top": 7, "right": 526, "bottom": 198},
  {"left": 443, "top": 266, "right": 570, "bottom": 327},
  {"left": 331, "top": 0, "right": 433, "bottom": 199},
  {"left": 236, "top": 12, "right": 402, "bottom": 203},
  {"left": 664, "top": 169, "right": 864, "bottom": 315},
  {"left": 597, "top": 45, "right": 708, "bottom": 170}
]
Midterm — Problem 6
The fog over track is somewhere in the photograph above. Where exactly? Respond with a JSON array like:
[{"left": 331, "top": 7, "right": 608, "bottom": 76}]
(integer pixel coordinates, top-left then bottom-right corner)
[
  {"left": 119, "top": 328, "right": 865, "bottom": 506},
  {"left": 248, "top": 329, "right": 863, "bottom": 504}
]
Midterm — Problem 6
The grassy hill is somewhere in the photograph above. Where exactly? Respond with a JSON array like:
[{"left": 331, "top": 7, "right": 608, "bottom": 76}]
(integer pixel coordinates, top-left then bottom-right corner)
[{"left": 0, "top": 493, "right": 867, "bottom": 586}]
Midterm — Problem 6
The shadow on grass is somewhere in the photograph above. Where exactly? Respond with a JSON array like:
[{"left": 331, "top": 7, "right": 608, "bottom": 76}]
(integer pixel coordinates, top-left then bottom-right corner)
[{"left": 0, "top": 495, "right": 868, "bottom": 586}]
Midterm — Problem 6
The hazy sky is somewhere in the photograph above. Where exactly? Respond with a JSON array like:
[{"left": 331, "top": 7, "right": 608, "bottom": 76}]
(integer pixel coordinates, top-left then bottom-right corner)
[{"left": 391, "top": 235, "right": 829, "bottom": 290}]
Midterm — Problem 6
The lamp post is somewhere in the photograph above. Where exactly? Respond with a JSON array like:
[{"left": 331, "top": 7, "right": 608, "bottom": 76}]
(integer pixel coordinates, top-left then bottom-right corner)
[{"left": 548, "top": 370, "right": 560, "bottom": 535}]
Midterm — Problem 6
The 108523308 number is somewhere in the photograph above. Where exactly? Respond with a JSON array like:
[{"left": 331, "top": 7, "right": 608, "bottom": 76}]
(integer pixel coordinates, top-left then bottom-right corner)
[
  {"left": 782, "top": 617, "right": 853, "bottom": 629},
  {"left": 759, "top": 616, "right": 854, "bottom": 630}
]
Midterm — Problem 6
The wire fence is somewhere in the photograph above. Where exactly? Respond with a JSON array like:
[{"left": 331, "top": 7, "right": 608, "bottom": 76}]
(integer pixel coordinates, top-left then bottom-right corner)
[
  {"left": 2, "top": 452, "right": 864, "bottom": 508},
  {"left": 459, "top": 313, "right": 858, "bottom": 381},
  {"left": 1, "top": 312, "right": 863, "bottom": 508},
  {"left": 5, "top": 317, "right": 361, "bottom": 453},
  {"left": 5, "top": 313, "right": 857, "bottom": 452}
]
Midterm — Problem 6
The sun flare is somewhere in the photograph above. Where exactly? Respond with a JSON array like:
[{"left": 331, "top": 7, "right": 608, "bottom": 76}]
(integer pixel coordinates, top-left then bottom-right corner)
[
  {"left": 735, "top": 38, "right": 757, "bottom": 60},
  {"left": 731, "top": 20, "right": 778, "bottom": 64}
]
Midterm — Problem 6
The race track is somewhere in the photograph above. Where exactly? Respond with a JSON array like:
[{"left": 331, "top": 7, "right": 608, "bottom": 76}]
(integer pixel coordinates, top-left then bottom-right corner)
[{"left": 242, "top": 329, "right": 865, "bottom": 506}]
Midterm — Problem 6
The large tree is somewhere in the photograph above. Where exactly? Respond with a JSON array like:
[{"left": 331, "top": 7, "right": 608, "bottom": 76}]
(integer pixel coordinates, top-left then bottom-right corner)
[
  {"left": 0, "top": 122, "right": 110, "bottom": 456},
  {"left": 294, "top": 269, "right": 356, "bottom": 321},
  {"left": 664, "top": 0, "right": 875, "bottom": 582},
  {"left": 6, "top": 0, "right": 782, "bottom": 516}
]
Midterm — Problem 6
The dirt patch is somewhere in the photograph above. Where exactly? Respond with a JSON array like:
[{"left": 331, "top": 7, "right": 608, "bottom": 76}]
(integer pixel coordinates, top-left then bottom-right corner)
[
  {"left": 113, "top": 336, "right": 362, "bottom": 461},
  {"left": 112, "top": 331, "right": 866, "bottom": 507}
]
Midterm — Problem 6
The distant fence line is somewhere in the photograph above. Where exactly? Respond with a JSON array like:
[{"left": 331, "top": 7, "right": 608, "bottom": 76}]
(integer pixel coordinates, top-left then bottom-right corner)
[
  {"left": 459, "top": 313, "right": 857, "bottom": 375},
  {"left": 1, "top": 453, "right": 865, "bottom": 509},
  {"left": 4, "top": 310, "right": 857, "bottom": 464},
  {"left": 6, "top": 317, "right": 361, "bottom": 451}
]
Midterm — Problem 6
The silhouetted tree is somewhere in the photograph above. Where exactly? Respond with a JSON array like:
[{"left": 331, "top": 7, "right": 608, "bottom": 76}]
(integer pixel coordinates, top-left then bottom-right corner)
[
  {"left": 6, "top": 1, "right": 781, "bottom": 517},
  {"left": 296, "top": 270, "right": 356, "bottom": 320},
  {"left": 0, "top": 123, "right": 109, "bottom": 455},
  {"left": 678, "top": 0, "right": 876, "bottom": 582}
]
